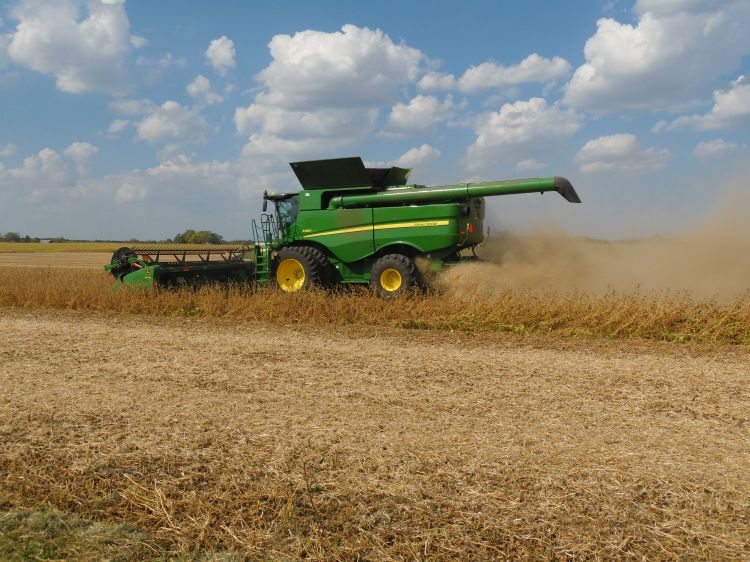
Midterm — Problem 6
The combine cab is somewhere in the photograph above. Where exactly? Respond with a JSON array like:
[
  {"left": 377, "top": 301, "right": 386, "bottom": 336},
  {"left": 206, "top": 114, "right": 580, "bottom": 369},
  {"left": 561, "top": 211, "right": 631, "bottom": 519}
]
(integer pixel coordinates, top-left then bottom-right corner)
[{"left": 107, "top": 156, "right": 580, "bottom": 296}]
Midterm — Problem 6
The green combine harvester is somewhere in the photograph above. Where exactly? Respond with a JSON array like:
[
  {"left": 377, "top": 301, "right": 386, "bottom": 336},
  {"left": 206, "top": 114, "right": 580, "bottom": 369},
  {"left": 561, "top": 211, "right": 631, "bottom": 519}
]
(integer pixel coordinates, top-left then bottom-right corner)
[{"left": 106, "top": 156, "right": 580, "bottom": 296}]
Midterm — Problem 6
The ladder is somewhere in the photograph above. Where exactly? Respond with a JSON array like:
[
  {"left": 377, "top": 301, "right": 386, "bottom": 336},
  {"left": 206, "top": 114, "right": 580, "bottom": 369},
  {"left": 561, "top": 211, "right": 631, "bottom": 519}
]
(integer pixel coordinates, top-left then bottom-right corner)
[
  {"left": 253, "top": 245, "right": 271, "bottom": 281},
  {"left": 250, "top": 213, "right": 278, "bottom": 282},
  {"left": 251, "top": 213, "right": 278, "bottom": 245}
]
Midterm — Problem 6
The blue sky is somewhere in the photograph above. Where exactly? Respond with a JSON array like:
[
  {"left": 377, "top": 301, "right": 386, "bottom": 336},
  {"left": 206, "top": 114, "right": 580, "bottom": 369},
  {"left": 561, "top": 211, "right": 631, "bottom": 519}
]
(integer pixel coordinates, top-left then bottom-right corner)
[{"left": 0, "top": 0, "right": 748, "bottom": 240}]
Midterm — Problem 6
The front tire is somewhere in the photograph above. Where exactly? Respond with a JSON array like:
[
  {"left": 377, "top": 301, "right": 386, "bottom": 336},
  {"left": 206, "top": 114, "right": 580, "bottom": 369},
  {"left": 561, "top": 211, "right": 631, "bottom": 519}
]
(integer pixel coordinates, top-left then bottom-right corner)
[
  {"left": 274, "top": 246, "right": 330, "bottom": 292},
  {"left": 370, "top": 254, "right": 418, "bottom": 298}
]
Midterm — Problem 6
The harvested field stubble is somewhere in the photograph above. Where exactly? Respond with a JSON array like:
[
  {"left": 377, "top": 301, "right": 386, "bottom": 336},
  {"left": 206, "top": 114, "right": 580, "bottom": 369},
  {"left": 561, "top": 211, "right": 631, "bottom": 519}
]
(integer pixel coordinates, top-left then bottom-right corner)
[
  {"left": 0, "top": 267, "right": 749, "bottom": 344},
  {"left": 0, "top": 252, "right": 108, "bottom": 269},
  {"left": 0, "top": 310, "right": 748, "bottom": 559},
  {"left": 0, "top": 242, "right": 119, "bottom": 253}
]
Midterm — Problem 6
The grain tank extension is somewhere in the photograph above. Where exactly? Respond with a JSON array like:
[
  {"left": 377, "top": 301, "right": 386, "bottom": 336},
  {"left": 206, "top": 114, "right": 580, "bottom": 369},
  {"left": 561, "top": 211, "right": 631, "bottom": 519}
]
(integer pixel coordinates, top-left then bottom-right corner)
[{"left": 106, "top": 156, "right": 580, "bottom": 296}]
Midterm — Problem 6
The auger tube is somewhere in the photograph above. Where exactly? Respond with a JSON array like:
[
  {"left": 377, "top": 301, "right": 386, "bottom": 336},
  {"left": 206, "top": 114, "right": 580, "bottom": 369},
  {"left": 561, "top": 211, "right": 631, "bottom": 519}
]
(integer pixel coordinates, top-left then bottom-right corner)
[{"left": 328, "top": 176, "right": 580, "bottom": 209}]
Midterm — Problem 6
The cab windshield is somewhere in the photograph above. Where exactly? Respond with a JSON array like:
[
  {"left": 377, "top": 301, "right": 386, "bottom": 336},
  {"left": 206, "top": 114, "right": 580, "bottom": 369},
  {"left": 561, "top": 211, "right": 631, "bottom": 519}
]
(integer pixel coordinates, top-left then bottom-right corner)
[{"left": 275, "top": 195, "right": 299, "bottom": 234}]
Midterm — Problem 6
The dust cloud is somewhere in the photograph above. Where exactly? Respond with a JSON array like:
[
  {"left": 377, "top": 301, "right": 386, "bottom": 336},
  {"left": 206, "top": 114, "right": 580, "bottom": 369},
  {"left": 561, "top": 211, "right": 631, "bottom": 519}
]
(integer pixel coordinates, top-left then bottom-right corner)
[{"left": 441, "top": 190, "right": 750, "bottom": 301}]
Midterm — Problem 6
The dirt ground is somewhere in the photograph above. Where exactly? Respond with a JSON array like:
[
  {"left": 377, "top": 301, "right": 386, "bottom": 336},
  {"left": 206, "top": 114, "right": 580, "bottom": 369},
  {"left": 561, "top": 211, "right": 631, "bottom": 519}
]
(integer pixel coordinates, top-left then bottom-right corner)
[{"left": 0, "top": 309, "right": 748, "bottom": 559}]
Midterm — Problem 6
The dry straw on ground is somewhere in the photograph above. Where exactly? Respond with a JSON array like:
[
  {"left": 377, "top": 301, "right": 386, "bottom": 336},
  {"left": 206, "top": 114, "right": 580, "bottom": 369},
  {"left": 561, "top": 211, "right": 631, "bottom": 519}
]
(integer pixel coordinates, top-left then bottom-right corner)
[
  {"left": 0, "top": 267, "right": 748, "bottom": 344},
  {"left": 0, "top": 242, "right": 118, "bottom": 253},
  {"left": 1, "top": 310, "right": 748, "bottom": 560}
]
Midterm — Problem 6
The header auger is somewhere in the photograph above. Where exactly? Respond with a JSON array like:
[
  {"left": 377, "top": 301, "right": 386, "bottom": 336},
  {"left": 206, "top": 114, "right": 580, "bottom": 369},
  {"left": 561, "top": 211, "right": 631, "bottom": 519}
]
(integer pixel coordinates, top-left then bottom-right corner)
[{"left": 107, "top": 156, "right": 580, "bottom": 296}]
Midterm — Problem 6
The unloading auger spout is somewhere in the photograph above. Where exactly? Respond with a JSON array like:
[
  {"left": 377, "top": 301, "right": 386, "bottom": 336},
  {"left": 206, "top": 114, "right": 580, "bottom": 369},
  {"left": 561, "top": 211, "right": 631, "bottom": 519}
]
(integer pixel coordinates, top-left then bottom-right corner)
[{"left": 327, "top": 176, "right": 581, "bottom": 209}]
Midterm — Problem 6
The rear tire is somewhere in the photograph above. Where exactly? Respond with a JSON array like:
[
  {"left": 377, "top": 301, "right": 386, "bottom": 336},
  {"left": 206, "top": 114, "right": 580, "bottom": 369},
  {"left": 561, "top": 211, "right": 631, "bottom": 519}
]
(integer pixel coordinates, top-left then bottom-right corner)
[
  {"left": 370, "top": 254, "right": 418, "bottom": 298},
  {"left": 274, "top": 246, "right": 330, "bottom": 292}
]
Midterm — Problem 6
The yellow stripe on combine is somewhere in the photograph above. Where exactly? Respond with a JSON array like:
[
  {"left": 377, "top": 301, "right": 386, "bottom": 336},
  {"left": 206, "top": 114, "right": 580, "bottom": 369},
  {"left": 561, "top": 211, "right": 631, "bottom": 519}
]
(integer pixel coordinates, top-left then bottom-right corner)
[
  {"left": 302, "top": 225, "right": 373, "bottom": 238},
  {"left": 374, "top": 220, "right": 449, "bottom": 231},
  {"left": 303, "top": 220, "right": 449, "bottom": 239}
]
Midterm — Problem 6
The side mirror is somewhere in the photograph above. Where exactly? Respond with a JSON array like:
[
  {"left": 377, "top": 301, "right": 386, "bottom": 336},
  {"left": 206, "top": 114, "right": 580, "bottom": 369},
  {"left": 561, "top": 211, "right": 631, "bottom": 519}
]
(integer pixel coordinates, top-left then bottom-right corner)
[{"left": 262, "top": 190, "right": 268, "bottom": 212}]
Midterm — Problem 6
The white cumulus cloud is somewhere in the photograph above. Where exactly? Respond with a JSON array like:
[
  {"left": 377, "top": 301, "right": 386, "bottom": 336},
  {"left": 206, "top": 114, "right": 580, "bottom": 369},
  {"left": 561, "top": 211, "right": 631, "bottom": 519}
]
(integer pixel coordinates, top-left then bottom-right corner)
[
  {"left": 235, "top": 104, "right": 378, "bottom": 142},
  {"left": 575, "top": 133, "right": 671, "bottom": 174},
  {"left": 130, "top": 34, "right": 147, "bottom": 48},
  {"left": 692, "top": 139, "right": 742, "bottom": 160},
  {"left": 109, "top": 98, "right": 157, "bottom": 116},
  {"left": 102, "top": 154, "right": 240, "bottom": 210},
  {"left": 0, "top": 148, "right": 68, "bottom": 192},
  {"left": 206, "top": 36, "right": 235, "bottom": 76},
  {"left": 417, "top": 71, "right": 456, "bottom": 92},
  {"left": 64, "top": 141, "right": 98, "bottom": 175},
  {"left": 234, "top": 24, "right": 425, "bottom": 179},
  {"left": 380, "top": 95, "right": 455, "bottom": 137},
  {"left": 115, "top": 181, "right": 146, "bottom": 203},
  {"left": 394, "top": 144, "right": 442, "bottom": 169},
  {"left": 634, "top": 0, "right": 728, "bottom": 16},
  {"left": 366, "top": 145, "right": 442, "bottom": 184},
  {"left": 459, "top": 54, "right": 571, "bottom": 94},
  {"left": 659, "top": 76, "right": 750, "bottom": 131},
  {"left": 466, "top": 97, "right": 581, "bottom": 172},
  {"left": 110, "top": 155, "right": 237, "bottom": 205},
  {"left": 254, "top": 24, "right": 422, "bottom": 110},
  {"left": 0, "top": 33, "right": 10, "bottom": 68},
  {"left": 136, "top": 101, "right": 207, "bottom": 144},
  {"left": 240, "top": 134, "right": 325, "bottom": 161},
  {"left": 186, "top": 74, "right": 223, "bottom": 104},
  {"left": 515, "top": 159, "right": 547, "bottom": 173},
  {"left": 237, "top": 108, "right": 377, "bottom": 168},
  {"left": 0, "top": 143, "right": 16, "bottom": 157},
  {"left": 5, "top": 0, "right": 142, "bottom": 94},
  {"left": 564, "top": 0, "right": 750, "bottom": 111},
  {"left": 107, "top": 119, "right": 129, "bottom": 135}
]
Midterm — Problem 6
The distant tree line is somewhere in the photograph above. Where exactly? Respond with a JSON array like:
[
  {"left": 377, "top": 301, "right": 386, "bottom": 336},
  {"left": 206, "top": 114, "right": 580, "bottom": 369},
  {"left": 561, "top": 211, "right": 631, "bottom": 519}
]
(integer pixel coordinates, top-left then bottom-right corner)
[
  {"left": 1, "top": 229, "right": 227, "bottom": 244},
  {"left": 1, "top": 232, "right": 41, "bottom": 243},
  {"left": 171, "top": 229, "right": 225, "bottom": 244}
]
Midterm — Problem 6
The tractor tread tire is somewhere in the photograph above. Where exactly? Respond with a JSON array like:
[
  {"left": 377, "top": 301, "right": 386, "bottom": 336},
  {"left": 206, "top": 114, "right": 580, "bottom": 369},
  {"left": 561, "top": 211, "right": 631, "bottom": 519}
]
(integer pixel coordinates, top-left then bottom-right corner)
[
  {"left": 274, "top": 245, "right": 331, "bottom": 291},
  {"left": 300, "top": 245, "right": 336, "bottom": 286},
  {"left": 370, "top": 253, "right": 419, "bottom": 298}
]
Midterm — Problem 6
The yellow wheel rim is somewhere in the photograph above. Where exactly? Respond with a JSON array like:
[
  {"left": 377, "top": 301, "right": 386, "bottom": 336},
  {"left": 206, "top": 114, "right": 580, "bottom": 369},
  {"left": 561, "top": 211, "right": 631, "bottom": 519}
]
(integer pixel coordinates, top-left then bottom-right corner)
[
  {"left": 380, "top": 268, "right": 402, "bottom": 292},
  {"left": 276, "top": 258, "right": 305, "bottom": 292}
]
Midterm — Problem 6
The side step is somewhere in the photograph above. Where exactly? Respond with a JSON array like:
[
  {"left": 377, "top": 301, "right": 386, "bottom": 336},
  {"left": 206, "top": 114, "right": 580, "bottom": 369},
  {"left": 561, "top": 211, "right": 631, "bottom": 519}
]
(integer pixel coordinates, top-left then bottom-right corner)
[{"left": 254, "top": 245, "right": 272, "bottom": 282}]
